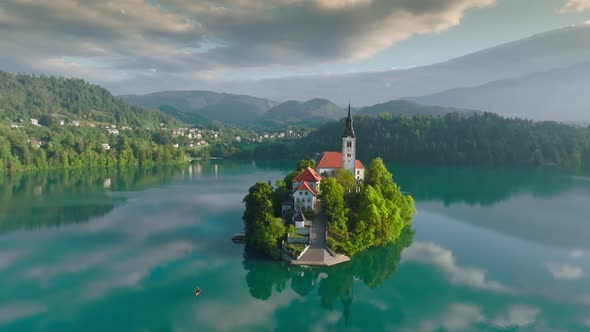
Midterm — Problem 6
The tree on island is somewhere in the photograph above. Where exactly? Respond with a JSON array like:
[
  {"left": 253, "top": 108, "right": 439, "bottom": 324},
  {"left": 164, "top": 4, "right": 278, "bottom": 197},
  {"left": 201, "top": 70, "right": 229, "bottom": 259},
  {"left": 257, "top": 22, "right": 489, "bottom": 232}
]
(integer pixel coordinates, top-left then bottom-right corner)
[
  {"left": 242, "top": 181, "right": 286, "bottom": 258},
  {"left": 324, "top": 158, "right": 415, "bottom": 255},
  {"left": 332, "top": 168, "right": 356, "bottom": 193},
  {"left": 321, "top": 178, "right": 349, "bottom": 232}
]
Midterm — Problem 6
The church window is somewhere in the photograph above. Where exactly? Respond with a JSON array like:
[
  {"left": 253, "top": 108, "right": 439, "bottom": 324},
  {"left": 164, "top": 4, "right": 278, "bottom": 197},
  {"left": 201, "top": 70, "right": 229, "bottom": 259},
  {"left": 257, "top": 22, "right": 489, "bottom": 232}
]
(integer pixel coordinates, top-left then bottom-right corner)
[
  {"left": 347, "top": 153, "right": 351, "bottom": 157},
  {"left": 346, "top": 142, "right": 352, "bottom": 148}
]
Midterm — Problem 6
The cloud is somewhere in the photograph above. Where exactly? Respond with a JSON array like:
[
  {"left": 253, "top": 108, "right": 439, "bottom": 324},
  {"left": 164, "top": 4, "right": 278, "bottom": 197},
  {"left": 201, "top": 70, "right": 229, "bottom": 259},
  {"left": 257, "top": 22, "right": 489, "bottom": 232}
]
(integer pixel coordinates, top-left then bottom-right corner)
[
  {"left": 493, "top": 305, "right": 539, "bottom": 328},
  {"left": 545, "top": 262, "right": 585, "bottom": 280},
  {"left": 402, "top": 242, "right": 508, "bottom": 292},
  {"left": 560, "top": 0, "right": 590, "bottom": 13},
  {"left": 0, "top": 304, "right": 46, "bottom": 326},
  {"left": 0, "top": 0, "right": 495, "bottom": 92}
]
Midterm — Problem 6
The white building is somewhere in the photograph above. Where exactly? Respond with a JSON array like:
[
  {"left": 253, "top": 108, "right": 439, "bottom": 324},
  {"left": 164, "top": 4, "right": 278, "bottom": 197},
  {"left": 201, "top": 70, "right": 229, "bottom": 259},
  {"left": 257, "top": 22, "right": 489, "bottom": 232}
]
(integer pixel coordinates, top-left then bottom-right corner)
[
  {"left": 316, "top": 104, "right": 365, "bottom": 181},
  {"left": 30, "top": 119, "right": 39, "bottom": 126},
  {"left": 294, "top": 181, "right": 317, "bottom": 211},
  {"left": 102, "top": 143, "right": 111, "bottom": 150}
]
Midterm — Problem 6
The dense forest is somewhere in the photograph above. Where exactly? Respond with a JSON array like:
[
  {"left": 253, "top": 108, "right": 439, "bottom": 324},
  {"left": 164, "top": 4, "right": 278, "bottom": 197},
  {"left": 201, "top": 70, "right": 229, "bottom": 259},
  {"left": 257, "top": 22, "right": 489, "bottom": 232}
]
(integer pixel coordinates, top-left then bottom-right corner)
[
  {"left": 248, "top": 113, "right": 590, "bottom": 169},
  {"left": 0, "top": 72, "right": 188, "bottom": 172},
  {"left": 0, "top": 71, "right": 180, "bottom": 127}
]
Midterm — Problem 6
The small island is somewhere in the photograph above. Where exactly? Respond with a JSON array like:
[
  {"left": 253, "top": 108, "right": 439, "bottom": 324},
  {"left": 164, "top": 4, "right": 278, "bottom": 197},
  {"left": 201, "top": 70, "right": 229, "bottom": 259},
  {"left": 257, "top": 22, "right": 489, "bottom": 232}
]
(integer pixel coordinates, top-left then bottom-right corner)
[{"left": 242, "top": 105, "right": 415, "bottom": 264}]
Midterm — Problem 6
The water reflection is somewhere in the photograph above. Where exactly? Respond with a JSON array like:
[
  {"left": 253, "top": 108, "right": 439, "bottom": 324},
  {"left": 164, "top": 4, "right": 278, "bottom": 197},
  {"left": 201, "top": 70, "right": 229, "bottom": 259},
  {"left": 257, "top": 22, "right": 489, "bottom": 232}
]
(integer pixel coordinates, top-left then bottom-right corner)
[
  {"left": 393, "top": 164, "right": 590, "bottom": 206},
  {"left": 0, "top": 166, "right": 183, "bottom": 234},
  {"left": 242, "top": 227, "right": 415, "bottom": 325}
]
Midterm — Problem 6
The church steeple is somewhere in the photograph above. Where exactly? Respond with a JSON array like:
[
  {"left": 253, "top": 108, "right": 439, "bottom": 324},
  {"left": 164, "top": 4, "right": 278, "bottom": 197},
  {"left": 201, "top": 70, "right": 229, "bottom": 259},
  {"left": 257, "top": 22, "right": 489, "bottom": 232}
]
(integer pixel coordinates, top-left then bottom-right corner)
[
  {"left": 342, "top": 103, "right": 355, "bottom": 138},
  {"left": 342, "top": 103, "right": 356, "bottom": 174}
]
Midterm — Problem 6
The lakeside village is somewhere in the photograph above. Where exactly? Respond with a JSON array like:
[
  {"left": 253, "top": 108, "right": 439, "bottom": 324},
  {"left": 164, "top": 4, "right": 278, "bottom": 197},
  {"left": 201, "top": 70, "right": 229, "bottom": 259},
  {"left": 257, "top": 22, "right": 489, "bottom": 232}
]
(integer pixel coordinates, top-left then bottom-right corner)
[
  {"left": 8, "top": 117, "right": 306, "bottom": 151},
  {"left": 241, "top": 106, "right": 416, "bottom": 266}
]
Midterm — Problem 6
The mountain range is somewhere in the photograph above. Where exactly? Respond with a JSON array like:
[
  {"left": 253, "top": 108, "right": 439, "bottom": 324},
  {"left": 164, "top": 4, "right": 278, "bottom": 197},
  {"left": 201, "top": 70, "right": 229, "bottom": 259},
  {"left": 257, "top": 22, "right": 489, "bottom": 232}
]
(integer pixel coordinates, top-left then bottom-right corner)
[
  {"left": 211, "top": 23, "right": 590, "bottom": 122},
  {"left": 121, "top": 92, "right": 476, "bottom": 127},
  {"left": 120, "top": 90, "right": 277, "bottom": 125}
]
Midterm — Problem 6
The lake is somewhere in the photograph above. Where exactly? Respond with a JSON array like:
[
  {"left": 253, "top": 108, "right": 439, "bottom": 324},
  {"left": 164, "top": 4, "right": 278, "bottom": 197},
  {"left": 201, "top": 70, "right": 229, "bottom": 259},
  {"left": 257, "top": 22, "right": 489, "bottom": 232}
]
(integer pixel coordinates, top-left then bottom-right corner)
[{"left": 1, "top": 161, "right": 590, "bottom": 331}]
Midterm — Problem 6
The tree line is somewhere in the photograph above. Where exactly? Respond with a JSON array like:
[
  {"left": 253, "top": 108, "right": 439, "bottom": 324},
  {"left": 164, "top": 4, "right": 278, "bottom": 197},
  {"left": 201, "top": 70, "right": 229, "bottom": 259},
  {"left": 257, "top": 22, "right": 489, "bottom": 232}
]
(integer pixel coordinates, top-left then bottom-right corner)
[
  {"left": 247, "top": 112, "right": 590, "bottom": 170},
  {"left": 0, "top": 123, "right": 187, "bottom": 172}
]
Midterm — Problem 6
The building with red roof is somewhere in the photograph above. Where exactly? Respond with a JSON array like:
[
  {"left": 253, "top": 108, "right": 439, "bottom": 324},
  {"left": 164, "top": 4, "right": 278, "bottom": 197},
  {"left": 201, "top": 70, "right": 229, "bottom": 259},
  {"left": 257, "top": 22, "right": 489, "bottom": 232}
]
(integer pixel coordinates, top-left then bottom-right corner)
[
  {"left": 316, "top": 104, "right": 365, "bottom": 180},
  {"left": 294, "top": 181, "right": 317, "bottom": 211},
  {"left": 292, "top": 166, "right": 322, "bottom": 192}
]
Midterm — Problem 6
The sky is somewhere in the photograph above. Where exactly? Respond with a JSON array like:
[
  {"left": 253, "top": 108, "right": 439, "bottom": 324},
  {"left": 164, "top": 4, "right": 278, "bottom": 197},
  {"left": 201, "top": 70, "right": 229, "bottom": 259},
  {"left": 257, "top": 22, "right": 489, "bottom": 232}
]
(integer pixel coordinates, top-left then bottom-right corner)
[{"left": 0, "top": 0, "right": 589, "bottom": 95}]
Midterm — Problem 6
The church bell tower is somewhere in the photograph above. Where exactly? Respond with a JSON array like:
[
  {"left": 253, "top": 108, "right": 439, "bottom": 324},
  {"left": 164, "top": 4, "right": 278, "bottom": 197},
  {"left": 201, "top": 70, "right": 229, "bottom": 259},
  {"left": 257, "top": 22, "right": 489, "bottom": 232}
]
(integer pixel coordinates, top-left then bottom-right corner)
[{"left": 342, "top": 103, "right": 356, "bottom": 174}]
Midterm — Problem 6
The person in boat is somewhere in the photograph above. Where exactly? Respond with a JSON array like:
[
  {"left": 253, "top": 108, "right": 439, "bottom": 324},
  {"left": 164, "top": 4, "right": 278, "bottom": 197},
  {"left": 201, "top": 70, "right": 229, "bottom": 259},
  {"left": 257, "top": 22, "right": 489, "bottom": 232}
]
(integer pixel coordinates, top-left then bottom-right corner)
[{"left": 195, "top": 287, "right": 201, "bottom": 296}]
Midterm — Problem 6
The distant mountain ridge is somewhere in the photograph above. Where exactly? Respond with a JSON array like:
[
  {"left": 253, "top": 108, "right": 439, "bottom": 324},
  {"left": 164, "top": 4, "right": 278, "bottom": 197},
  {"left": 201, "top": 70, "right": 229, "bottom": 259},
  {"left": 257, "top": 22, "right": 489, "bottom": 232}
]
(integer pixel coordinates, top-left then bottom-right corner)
[
  {"left": 359, "top": 100, "right": 479, "bottom": 117},
  {"left": 120, "top": 90, "right": 476, "bottom": 127},
  {"left": 410, "top": 61, "right": 590, "bottom": 121},
  {"left": 214, "top": 24, "right": 590, "bottom": 122},
  {"left": 120, "top": 90, "right": 277, "bottom": 125},
  {"left": 262, "top": 98, "right": 345, "bottom": 126}
]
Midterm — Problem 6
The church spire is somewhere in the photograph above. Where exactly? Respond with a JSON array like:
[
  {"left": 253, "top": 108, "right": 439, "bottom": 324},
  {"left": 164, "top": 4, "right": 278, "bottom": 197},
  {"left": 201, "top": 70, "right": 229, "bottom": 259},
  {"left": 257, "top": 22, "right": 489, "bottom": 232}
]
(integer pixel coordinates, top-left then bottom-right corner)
[{"left": 342, "top": 103, "right": 355, "bottom": 138}]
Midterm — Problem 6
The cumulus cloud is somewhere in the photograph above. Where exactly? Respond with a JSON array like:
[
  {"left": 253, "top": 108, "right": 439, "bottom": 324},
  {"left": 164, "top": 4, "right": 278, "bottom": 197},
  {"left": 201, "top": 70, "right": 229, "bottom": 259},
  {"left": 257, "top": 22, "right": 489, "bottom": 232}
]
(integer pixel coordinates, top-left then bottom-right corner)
[
  {"left": 402, "top": 242, "right": 508, "bottom": 292},
  {"left": 493, "top": 305, "right": 539, "bottom": 328},
  {"left": 0, "top": 304, "right": 46, "bottom": 326},
  {"left": 0, "top": 0, "right": 495, "bottom": 91},
  {"left": 545, "top": 262, "right": 585, "bottom": 280},
  {"left": 560, "top": 0, "right": 590, "bottom": 13}
]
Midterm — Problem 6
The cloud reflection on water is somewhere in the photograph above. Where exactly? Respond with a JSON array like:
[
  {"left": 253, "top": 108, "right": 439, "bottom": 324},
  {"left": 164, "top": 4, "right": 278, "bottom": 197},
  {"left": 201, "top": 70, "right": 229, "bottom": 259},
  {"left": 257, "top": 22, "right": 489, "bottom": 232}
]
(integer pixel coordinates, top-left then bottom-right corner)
[{"left": 1, "top": 162, "right": 590, "bottom": 331}]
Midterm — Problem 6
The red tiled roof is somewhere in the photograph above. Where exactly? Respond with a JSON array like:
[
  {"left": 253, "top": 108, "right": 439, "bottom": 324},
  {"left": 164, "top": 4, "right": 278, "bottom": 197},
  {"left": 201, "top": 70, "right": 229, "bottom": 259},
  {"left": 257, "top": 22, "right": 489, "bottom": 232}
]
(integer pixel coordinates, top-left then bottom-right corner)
[
  {"left": 317, "top": 151, "right": 342, "bottom": 168},
  {"left": 292, "top": 167, "right": 322, "bottom": 183},
  {"left": 317, "top": 151, "right": 365, "bottom": 170},
  {"left": 295, "top": 181, "right": 317, "bottom": 196},
  {"left": 355, "top": 160, "right": 365, "bottom": 169}
]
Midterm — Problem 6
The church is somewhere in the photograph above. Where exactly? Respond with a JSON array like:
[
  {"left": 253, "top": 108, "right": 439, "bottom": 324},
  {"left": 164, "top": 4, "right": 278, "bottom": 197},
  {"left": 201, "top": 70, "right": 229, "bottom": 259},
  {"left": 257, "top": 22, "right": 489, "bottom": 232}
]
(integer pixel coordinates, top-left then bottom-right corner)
[
  {"left": 284, "top": 104, "right": 364, "bottom": 216},
  {"left": 316, "top": 104, "right": 365, "bottom": 181}
]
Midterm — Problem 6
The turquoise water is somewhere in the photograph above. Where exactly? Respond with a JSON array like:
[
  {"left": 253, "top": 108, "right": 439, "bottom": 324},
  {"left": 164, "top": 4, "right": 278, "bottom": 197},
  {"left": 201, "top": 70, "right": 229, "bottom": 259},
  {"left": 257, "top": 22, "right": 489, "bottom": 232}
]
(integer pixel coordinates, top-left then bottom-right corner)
[{"left": 1, "top": 161, "right": 590, "bottom": 331}]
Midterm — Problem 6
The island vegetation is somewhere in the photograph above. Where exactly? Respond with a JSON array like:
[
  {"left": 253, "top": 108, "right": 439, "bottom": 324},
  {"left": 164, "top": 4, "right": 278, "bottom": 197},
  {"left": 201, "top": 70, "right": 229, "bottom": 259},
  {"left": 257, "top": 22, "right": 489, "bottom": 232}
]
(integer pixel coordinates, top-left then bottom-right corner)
[
  {"left": 242, "top": 158, "right": 415, "bottom": 259},
  {"left": 323, "top": 158, "right": 415, "bottom": 255}
]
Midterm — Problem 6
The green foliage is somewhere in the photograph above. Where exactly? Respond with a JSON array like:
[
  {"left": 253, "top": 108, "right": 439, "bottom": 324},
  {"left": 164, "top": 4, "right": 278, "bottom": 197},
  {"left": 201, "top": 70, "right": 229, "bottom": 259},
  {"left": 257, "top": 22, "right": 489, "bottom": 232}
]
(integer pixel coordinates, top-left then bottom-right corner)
[
  {"left": 242, "top": 225, "right": 414, "bottom": 305},
  {"left": 0, "top": 71, "right": 181, "bottom": 128},
  {"left": 327, "top": 158, "right": 416, "bottom": 256},
  {"left": 296, "top": 159, "right": 316, "bottom": 171},
  {"left": 271, "top": 179, "right": 289, "bottom": 217},
  {"left": 332, "top": 168, "right": 356, "bottom": 193},
  {"left": 242, "top": 181, "right": 287, "bottom": 256},
  {"left": 287, "top": 224, "right": 296, "bottom": 235},
  {"left": 257, "top": 113, "right": 590, "bottom": 170},
  {"left": 0, "top": 71, "right": 190, "bottom": 172},
  {"left": 321, "top": 178, "right": 349, "bottom": 232}
]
